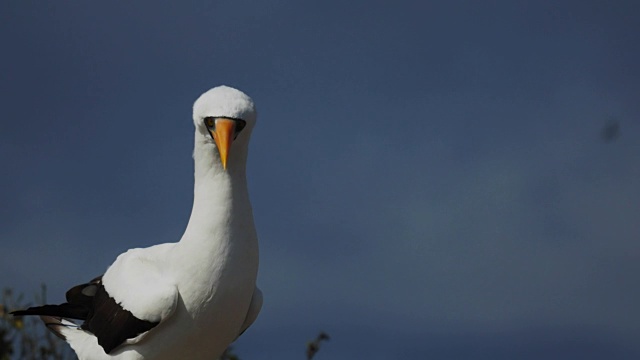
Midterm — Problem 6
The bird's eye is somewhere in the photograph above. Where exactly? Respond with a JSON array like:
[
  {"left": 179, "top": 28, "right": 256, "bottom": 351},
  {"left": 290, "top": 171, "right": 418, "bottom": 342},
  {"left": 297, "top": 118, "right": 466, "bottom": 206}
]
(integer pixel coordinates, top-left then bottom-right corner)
[
  {"left": 234, "top": 120, "right": 247, "bottom": 135},
  {"left": 204, "top": 117, "right": 215, "bottom": 128},
  {"left": 233, "top": 120, "right": 247, "bottom": 140}
]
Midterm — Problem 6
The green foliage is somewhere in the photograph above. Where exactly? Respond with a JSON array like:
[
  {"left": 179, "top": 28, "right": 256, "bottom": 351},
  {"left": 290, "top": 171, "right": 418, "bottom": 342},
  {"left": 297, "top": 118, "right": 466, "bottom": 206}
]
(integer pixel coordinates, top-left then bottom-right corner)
[{"left": 0, "top": 286, "right": 74, "bottom": 360}]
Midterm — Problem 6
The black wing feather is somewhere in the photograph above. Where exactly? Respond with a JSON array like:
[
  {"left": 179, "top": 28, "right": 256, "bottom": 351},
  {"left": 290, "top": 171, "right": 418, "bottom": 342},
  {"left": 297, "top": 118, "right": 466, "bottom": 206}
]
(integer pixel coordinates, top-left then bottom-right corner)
[
  {"left": 82, "top": 285, "right": 158, "bottom": 353},
  {"left": 11, "top": 275, "right": 159, "bottom": 354},
  {"left": 11, "top": 303, "right": 89, "bottom": 320}
]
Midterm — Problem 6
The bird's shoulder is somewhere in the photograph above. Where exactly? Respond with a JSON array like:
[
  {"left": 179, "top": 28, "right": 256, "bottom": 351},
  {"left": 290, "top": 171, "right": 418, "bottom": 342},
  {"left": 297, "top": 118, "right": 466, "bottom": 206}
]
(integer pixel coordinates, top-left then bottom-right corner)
[{"left": 102, "top": 243, "right": 179, "bottom": 323}]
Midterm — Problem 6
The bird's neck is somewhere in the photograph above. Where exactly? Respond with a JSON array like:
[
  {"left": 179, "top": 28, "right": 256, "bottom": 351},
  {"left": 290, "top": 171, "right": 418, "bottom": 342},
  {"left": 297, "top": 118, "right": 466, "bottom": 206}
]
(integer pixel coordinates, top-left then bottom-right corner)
[
  {"left": 176, "top": 134, "right": 255, "bottom": 260},
  {"left": 170, "top": 133, "right": 259, "bottom": 309}
]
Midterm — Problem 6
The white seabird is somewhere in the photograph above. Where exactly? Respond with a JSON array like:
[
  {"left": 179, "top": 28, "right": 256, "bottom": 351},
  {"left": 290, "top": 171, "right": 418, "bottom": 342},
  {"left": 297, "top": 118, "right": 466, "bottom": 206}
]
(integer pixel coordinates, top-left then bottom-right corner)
[{"left": 12, "top": 86, "right": 263, "bottom": 360}]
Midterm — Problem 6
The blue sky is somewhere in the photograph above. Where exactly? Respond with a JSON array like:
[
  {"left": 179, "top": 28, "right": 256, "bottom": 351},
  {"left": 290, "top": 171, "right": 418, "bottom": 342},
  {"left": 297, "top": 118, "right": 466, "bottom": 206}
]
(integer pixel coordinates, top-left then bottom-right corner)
[{"left": 2, "top": 1, "right": 639, "bottom": 359}]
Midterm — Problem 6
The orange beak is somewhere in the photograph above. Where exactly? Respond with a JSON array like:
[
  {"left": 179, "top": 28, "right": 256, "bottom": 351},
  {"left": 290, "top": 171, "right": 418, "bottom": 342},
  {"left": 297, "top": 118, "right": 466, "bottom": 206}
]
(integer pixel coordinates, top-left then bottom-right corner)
[{"left": 209, "top": 118, "right": 235, "bottom": 170}]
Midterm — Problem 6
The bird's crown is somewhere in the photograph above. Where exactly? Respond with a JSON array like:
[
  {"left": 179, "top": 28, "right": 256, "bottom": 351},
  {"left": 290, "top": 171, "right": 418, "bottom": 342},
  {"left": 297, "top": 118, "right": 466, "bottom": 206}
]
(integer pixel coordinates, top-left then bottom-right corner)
[{"left": 193, "top": 86, "right": 257, "bottom": 126}]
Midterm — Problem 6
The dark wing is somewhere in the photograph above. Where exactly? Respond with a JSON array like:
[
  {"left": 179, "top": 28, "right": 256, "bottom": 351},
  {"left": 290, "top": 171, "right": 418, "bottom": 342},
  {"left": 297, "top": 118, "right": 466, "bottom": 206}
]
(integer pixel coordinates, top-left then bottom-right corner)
[
  {"left": 11, "top": 276, "right": 102, "bottom": 319},
  {"left": 82, "top": 284, "right": 158, "bottom": 353},
  {"left": 10, "top": 303, "right": 89, "bottom": 320},
  {"left": 12, "top": 275, "right": 158, "bottom": 354}
]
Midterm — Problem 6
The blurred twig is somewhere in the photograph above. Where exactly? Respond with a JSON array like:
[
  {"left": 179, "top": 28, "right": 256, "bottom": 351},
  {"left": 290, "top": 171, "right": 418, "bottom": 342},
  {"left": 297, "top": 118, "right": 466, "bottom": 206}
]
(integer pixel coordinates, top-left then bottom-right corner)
[
  {"left": 0, "top": 286, "right": 74, "bottom": 360},
  {"left": 306, "top": 331, "right": 330, "bottom": 360}
]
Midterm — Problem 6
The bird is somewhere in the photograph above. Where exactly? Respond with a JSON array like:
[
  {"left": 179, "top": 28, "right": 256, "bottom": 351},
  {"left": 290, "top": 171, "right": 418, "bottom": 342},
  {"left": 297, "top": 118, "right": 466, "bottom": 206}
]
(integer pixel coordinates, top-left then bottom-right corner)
[{"left": 11, "top": 85, "right": 263, "bottom": 360}]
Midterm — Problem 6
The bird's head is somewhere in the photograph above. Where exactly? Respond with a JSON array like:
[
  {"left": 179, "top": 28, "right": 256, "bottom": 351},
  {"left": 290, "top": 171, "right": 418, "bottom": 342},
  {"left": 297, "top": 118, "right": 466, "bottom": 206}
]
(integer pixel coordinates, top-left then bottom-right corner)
[{"left": 193, "top": 86, "right": 257, "bottom": 170}]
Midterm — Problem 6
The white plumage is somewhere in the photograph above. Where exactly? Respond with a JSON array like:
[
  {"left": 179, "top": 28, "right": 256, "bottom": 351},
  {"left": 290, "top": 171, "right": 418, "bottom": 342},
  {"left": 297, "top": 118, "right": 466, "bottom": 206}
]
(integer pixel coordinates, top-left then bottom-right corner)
[{"left": 15, "top": 86, "right": 263, "bottom": 360}]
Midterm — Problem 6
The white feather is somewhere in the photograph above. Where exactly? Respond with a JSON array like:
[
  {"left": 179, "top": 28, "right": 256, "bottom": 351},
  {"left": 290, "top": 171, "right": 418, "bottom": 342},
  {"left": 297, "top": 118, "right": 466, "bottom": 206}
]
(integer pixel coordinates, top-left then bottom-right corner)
[{"left": 102, "top": 244, "right": 178, "bottom": 323}]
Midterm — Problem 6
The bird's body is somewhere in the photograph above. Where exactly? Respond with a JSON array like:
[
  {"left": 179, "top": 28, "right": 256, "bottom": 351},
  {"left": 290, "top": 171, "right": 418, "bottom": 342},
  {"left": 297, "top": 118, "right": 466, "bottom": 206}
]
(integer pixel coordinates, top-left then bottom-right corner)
[{"left": 13, "top": 86, "right": 262, "bottom": 360}]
